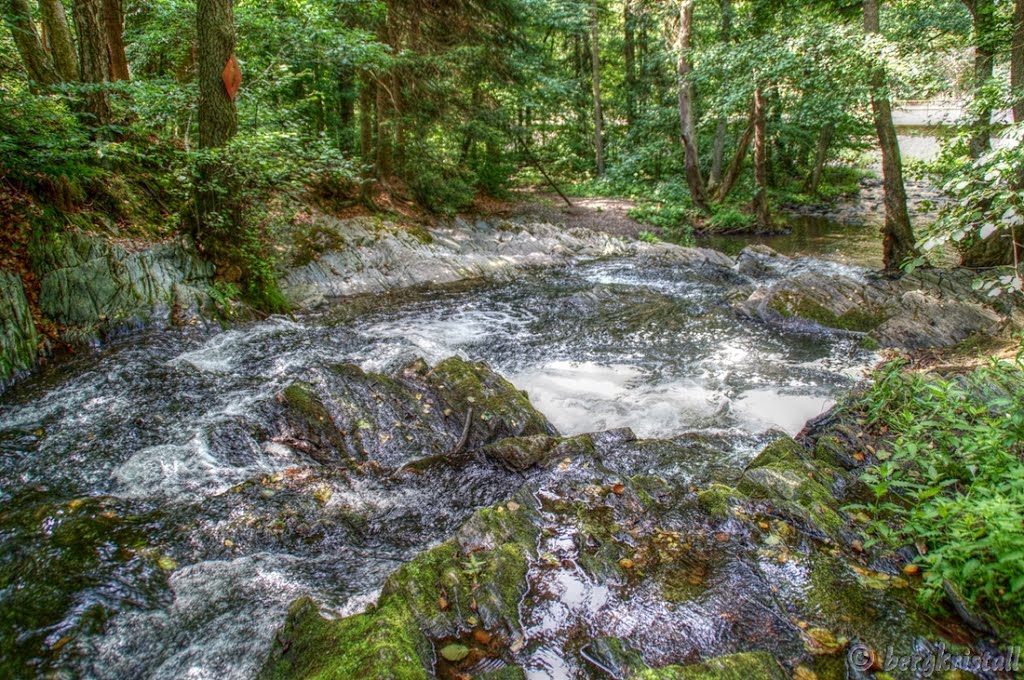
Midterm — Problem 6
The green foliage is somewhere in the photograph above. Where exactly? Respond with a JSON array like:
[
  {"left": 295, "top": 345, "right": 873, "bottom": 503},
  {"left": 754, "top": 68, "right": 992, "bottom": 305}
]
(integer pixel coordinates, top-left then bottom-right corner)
[
  {"left": 916, "top": 122, "right": 1024, "bottom": 293},
  {"left": 851, "top": 356, "right": 1024, "bottom": 635}
]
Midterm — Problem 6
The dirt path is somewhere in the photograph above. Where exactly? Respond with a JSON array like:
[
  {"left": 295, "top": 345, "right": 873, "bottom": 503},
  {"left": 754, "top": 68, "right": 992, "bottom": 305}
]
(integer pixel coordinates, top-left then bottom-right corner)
[{"left": 495, "top": 191, "right": 653, "bottom": 239}]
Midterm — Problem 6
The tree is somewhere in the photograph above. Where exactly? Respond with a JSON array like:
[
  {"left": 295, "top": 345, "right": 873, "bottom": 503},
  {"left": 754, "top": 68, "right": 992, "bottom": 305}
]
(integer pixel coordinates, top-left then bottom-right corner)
[
  {"left": 590, "top": 0, "right": 605, "bottom": 176},
  {"left": 39, "top": 0, "right": 78, "bottom": 82},
  {"left": 962, "top": 0, "right": 996, "bottom": 157},
  {"left": 709, "top": 0, "right": 733, "bottom": 191},
  {"left": 102, "top": 0, "right": 130, "bottom": 81},
  {"left": 73, "top": 0, "right": 114, "bottom": 125},
  {"left": 752, "top": 83, "right": 770, "bottom": 227},
  {"left": 677, "top": 0, "right": 708, "bottom": 211},
  {"left": 864, "top": 0, "right": 917, "bottom": 272},
  {"left": 5, "top": 0, "right": 60, "bottom": 86},
  {"left": 1012, "top": 0, "right": 1023, "bottom": 122},
  {"left": 197, "top": 0, "right": 238, "bottom": 150}
]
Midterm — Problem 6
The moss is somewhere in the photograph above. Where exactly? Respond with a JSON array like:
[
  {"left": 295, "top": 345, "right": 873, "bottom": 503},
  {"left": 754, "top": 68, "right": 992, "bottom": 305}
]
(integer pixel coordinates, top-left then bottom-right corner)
[
  {"left": 769, "top": 292, "right": 885, "bottom": 333},
  {"left": 481, "top": 435, "right": 557, "bottom": 471},
  {"left": 747, "top": 436, "right": 809, "bottom": 470},
  {"left": 262, "top": 496, "right": 536, "bottom": 679},
  {"left": 290, "top": 224, "right": 347, "bottom": 267},
  {"left": 280, "top": 382, "right": 348, "bottom": 457},
  {"left": 630, "top": 652, "right": 786, "bottom": 680},
  {"left": 739, "top": 437, "right": 849, "bottom": 541},
  {"left": 696, "top": 484, "right": 739, "bottom": 520},
  {"left": 405, "top": 223, "right": 434, "bottom": 245},
  {"left": 427, "top": 357, "right": 554, "bottom": 442},
  {"left": 259, "top": 597, "right": 431, "bottom": 680}
]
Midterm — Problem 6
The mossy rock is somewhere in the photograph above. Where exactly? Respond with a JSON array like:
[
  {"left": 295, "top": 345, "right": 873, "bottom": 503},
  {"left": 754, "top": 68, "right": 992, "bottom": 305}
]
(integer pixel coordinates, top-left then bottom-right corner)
[
  {"left": 262, "top": 496, "right": 538, "bottom": 679},
  {"left": 0, "top": 270, "right": 40, "bottom": 382},
  {"left": 630, "top": 652, "right": 786, "bottom": 679},
  {"left": 259, "top": 596, "right": 431, "bottom": 680},
  {"left": 696, "top": 484, "right": 742, "bottom": 520},
  {"left": 279, "top": 382, "right": 351, "bottom": 465},
  {"left": 739, "top": 437, "right": 849, "bottom": 542},
  {"left": 481, "top": 434, "right": 558, "bottom": 471},
  {"left": 427, "top": 357, "right": 556, "bottom": 446},
  {"left": 768, "top": 289, "right": 886, "bottom": 333}
]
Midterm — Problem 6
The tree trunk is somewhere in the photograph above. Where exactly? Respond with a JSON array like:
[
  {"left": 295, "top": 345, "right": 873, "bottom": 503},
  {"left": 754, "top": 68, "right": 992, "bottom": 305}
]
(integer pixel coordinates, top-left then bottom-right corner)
[
  {"left": 1013, "top": 0, "right": 1024, "bottom": 122},
  {"left": 752, "top": 86, "right": 771, "bottom": 228},
  {"left": 709, "top": 0, "right": 733, "bottom": 190},
  {"left": 73, "top": 0, "right": 113, "bottom": 125},
  {"left": 623, "top": 0, "right": 636, "bottom": 126},
  {"left": 5, "top": 0, "right": 60, "bottom": 86},
  {"left": 102, "top": 0, "right": 129, "bottom": 81},
  {"left": 864, "top": 0, "right": 917, "bottom": 272},
  {"left": 962, "top": 0, "right": 994, "bottom": 157},
  {"left": 714, "top": 99, "right": 755, "bottom": 202},
  {"left": 804, "top": 124, "right": 834, "bottom": 195},
  {"left": 677, "top": 0, "right": 708, "bottom": 211},
  {"left": 197, "top": 0, "right": 237, "bottom": 149},
  {"left": 39, "top": 0, "right": 77, "bottom": 81},
  {"left": 590, "top": 1, "right": 605, "bottom": 177}
]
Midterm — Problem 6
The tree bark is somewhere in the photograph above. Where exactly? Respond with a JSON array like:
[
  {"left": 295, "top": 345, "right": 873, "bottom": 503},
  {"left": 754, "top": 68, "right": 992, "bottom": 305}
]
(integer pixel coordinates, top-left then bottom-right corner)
[
  {"left": 714, "top": 99, "right": 755, "bottom": 202},
  {"left": 623, "top": 0, "right": 636, "bottom": 126},
  {"left": 590, "top": 1, "right": 605, "bottom": 177},
  {"left": 1013, "top": 0, "right": 1024, "bottom": 122},
  {"left": 73, "top": 0, "right": 113, "bottom": 125},
  {"left": 864, "top": 0, "right": 917, "bottom": 272},
  {"left": 677, "top": 0, "right": 708, "bottom": 211},
  {"left": 709, "top": 0, "right": 733, "bottom": 190},
  {"left": 962, "top": 0, "right": 995, "bottom": 157},
  {"left": 39, "top": 0, "right": 77, "bottom": 81},
  {"left": 804, "top": 123, "right": 834, "bottom": 195},
  {"left": 752, "top": 85, "right": 771, "bottom": 228},
  {"left": 5, "top": 0, "right": 60, "bottom": 86},
  {"left": 197, "top": 0, "right": 237, "bottom": 148},
  {"left": 102, "top": 0, "right": 129, "bottom": 81}
]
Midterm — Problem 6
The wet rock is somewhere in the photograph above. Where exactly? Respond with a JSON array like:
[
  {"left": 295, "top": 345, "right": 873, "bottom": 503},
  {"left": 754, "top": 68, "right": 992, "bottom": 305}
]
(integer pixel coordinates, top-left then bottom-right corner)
[
  {"left": 736, "top": 267, "right": 1016, "bottom": 350},
  {"left": 481, "top": 434, "right": 557, "bottom": 471},
  {"left": 272, "top": 358, "right": 556, "bottom": 469},
  {"left": 278, "top": 216, "right": 740, "bottom": 308},
  {"left": 736, "top": 245, "right": 792, "bottom": 278},
  {"left": 31, "top": 231, "right": 215, "bottom": 344},
  {"left": 0, "top": 270, "right": 41, "bottom": 384},
  {"left": 631, "top": 651, "right": 787, "bottom": 679},
  {"left": 264, "top": 423, "right": 957, "bottom": 680}
]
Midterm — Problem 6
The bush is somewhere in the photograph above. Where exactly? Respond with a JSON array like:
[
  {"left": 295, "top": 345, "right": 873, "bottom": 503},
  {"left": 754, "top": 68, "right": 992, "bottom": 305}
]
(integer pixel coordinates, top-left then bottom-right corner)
[{"left": 850, "top": 355, "right": 1024, "bottom": 636}]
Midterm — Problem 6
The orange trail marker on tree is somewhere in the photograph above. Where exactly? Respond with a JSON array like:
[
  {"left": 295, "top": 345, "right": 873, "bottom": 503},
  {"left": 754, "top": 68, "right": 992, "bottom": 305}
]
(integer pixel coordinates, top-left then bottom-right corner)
[{"left": 222, "top": 54, "right": 241, "bottom": 100}]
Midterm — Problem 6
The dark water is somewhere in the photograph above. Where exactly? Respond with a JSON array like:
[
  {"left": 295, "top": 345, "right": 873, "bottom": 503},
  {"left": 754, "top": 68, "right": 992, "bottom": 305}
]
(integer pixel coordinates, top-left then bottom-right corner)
[
  {"left": 699, "top": 214, "right": 884, "bottom": 269},
  {"left": 0, "top": 255, "right": 876, "bottom": 679}
]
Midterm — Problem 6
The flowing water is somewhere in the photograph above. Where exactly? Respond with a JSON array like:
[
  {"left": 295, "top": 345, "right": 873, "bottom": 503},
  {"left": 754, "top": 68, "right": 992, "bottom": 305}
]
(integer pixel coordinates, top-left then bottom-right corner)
[{"left": 0, "top": 253, "right": 877, "bottom": 679}]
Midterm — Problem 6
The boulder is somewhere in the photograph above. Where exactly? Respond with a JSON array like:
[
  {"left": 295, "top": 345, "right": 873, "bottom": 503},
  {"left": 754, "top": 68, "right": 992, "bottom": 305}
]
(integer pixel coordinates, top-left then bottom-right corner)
[{"left": 0, "top": 270, "right": 40, "bottom": 384}]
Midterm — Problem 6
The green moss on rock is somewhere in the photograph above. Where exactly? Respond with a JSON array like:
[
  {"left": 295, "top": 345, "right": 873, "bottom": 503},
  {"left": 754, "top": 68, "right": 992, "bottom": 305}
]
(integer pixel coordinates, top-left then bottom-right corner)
[
  {"left": 768, "top": 291, "right": 885, "bottom": 333},
  {"left": 260, "top": 597, "right": 431, "bottom": 680},
  {"left": 630, "top": 652, "right": 785, "bottom": 680},
  {"left": 427, "top": 357, "right": 555, "bottom": 444}
]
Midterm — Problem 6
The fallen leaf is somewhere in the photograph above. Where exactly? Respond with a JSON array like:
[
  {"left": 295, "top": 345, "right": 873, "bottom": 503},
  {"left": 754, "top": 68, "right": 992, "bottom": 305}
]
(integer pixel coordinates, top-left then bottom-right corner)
[{"left": 439, "top": 643, "right": 470, "bottom": 662}]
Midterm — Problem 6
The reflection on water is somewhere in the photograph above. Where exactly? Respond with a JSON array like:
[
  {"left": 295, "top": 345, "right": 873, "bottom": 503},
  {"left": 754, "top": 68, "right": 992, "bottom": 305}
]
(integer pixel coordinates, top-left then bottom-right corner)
[{"left": 700, "top": 214, "right": 885, "bottom": 268}]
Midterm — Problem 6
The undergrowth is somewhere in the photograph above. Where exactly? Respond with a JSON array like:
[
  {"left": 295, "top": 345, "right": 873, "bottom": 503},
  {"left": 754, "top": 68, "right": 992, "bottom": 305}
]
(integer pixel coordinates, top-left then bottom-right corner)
[{"left": 848, "top": 352, "right": 1024, "bottom": 638}]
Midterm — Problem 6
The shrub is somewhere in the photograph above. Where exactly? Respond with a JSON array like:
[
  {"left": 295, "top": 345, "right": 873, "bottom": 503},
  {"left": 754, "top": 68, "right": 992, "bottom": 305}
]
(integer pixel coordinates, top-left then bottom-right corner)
[{"left": 850, "top": 354, "right": 1024, "bottom": 636}]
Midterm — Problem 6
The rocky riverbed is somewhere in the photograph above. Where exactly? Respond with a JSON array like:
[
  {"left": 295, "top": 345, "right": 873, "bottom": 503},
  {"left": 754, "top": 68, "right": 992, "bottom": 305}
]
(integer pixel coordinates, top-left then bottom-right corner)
[{"left": 1, "top": 214, "right": 1022, "bottom": 679}]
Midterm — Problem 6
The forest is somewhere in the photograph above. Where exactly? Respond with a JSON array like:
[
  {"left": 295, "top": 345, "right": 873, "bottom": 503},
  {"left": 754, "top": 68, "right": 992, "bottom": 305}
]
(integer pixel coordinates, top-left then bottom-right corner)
[{"left": 2, "top": 0, "right": 1024, "bottom": 679}]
